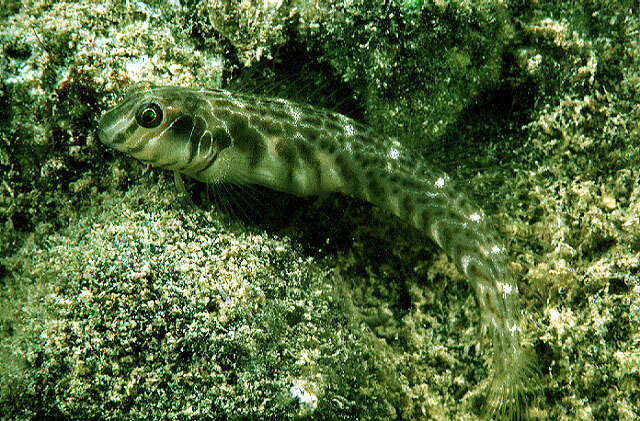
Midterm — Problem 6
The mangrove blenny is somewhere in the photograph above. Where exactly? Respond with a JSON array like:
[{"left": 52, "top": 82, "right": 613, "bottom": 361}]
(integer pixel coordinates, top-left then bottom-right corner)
[{"left": 97, "top": 84, "right": 537, "bottom": 418}]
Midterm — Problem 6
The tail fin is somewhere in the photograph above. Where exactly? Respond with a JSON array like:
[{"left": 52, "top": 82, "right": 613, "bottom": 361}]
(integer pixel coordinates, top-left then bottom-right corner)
[{"left": 485, "top": 344, "right": 539, "bottom": 420}]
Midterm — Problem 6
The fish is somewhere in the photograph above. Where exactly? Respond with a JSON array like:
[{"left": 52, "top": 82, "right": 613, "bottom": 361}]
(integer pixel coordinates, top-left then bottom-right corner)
[{"left": 97, "top": 83, "right": 537, "bottom": 418}]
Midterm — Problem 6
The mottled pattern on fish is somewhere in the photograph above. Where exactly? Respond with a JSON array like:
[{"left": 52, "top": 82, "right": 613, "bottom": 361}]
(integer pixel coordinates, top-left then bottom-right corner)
[{"left": 97, "top": 84, "right": 536, "bottom": 417}]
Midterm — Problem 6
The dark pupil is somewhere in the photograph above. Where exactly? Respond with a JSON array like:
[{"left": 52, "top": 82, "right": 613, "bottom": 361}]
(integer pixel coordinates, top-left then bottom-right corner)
[
  {"left": 136, "top": 102, "right": 163, "bottom": 128},
  {"left": 142, "top": 108, "right": 156, "bottom": 123}
]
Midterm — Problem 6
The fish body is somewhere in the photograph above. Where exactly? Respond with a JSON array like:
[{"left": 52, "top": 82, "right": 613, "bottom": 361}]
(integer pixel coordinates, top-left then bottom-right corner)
[{"left": 98, "top": 84, "right": 536, "bottom": 417}]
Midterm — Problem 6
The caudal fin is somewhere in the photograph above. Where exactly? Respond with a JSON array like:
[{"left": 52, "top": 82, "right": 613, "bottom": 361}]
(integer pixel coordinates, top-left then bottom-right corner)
[{"left": 485, "top": 345, "right": 539, "bottom": 420}]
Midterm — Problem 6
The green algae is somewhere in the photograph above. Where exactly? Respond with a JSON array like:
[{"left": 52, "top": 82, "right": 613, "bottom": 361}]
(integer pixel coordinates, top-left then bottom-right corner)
[
  {"left": 0, "top": 182, "right": 398, "bottom": 418},
  {"left": 1, "top": 0, "right": 639, "bottom": 419}
]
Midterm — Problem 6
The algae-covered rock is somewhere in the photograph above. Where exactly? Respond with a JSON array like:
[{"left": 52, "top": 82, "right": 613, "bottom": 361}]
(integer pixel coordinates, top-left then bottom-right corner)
[{"left": 0, "top": 181, "right": 416, "bottom": 419}]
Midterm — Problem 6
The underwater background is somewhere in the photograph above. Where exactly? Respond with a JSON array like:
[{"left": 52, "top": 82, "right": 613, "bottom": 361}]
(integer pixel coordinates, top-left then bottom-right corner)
[{"left": 1, "top": 1, "right": 639, "bottom": 419}]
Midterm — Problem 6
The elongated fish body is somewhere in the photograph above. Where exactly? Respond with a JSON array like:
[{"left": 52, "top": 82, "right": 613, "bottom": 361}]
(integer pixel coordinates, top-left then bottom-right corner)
[{"left": 97, "top": 84, "right": 535, "bottom": 417}]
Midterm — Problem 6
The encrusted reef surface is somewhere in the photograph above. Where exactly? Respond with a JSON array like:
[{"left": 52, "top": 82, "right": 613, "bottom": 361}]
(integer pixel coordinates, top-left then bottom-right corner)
[{"left": 1, "top": 1, "right": 639, "bottom": 419}]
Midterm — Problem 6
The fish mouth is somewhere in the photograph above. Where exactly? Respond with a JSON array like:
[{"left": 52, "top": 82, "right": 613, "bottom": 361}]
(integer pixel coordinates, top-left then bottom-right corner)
[
  {"left": 96, "top": 96, "right": 139, "bottom": 146},
  {"left": 96, "top": 125, "right": 109, "bottom": 144},
  {"left": 96, "top": 110, "right": 122, "bottom": 146},
  {"left": 96, "top": 122, "right": 126, "bottom": 147}
]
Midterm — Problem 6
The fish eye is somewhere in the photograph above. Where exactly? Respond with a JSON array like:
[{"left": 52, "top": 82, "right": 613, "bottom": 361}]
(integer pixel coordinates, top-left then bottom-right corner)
[{"left": 136, "top": 102, "right": 163, "bottom": 128}]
